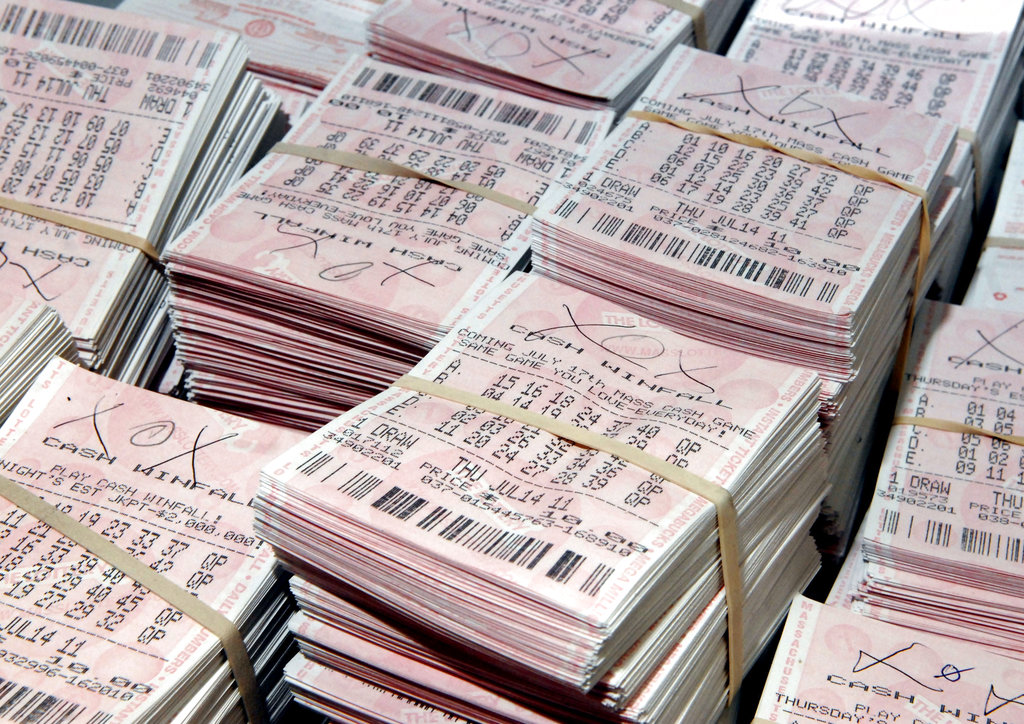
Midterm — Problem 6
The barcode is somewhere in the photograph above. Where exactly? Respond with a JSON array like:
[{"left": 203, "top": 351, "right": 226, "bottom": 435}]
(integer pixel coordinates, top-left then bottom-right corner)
[
  {"left": 579, "top": 562, "right": 613, "bottom": 597},
  {"left": 924, "top": 519, "right": 951, "bottom": 548},
  {"left": 439, "top": 513, "right": 552, "bottom": 568},
  {"left": 297, "top": 450, "right": 333, "bottom": 477},
  {"left": 881, "top": 509, "right": 900, "bottom": 536},
  {"left": 554, "top": 199, "right": 578, "bottom": 219},
  {"left": 417, "top": 505, "right": 451, "bottom": 532},
  {"left": 592, "top": 212, "right": 624, "bottom": 237},
  {"left": 337, "top": 470, "right": 382, "bottom": 500},
  {"left": 0, "top": 4, "right": 217, "bottom": 68},
  {"left": 598, "top": 217, "right": 840, "bottom": 303},
  {"left": 0, "top": 676, "right": 110, "bottom": 724},
  {"left": 546, "top": 549, "right": 585, "bottom": 583},
  {"left": 961, "top": 526, "right": 1024, "bottom": 563},
  {"left": 352, "top": 67, "right": 594, "bottom": 144},
  {"left": 406, "top": 498, "right": 553, "bottom": 568},
  {"left": 372, "top": 485, "right": 427, "bottom": 521}
]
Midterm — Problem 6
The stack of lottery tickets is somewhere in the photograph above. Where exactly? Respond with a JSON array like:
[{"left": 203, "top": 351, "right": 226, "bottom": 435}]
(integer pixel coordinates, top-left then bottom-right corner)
[
  {"left": 0, "top": 359, "right": 303, "bottom": 722},
  {"left": 530, "top": 45, "right": 957, "bottom": 554},
  {"left": 828, "top": 301, "right": 1024, "bottom": 662},
  {"left": 964, "top": 120, "right": 1024, "bottom": 311},
  {"left": 366, "top": 0, "right": 698, "bottom": 111},
  {"left": 730, "top": 0, "right": 1024, "bottom": 298},
  {"left": 754, "top": 596, "right": 1024, "bottom": 724},
  {"left": 118, "top": 0, "right": 381, "bottom": 120},
  {"left": 257, "top": 273, "right": 828, "bottom": 723},
  {"left": 0, "top": 0, "right": 279, "bottom": 385},
  {"left": 165, "top": 56, "right": 612, "bottom": 430},
  {"left": 0, "top": 291, "right": 77, "bottom": 424}
]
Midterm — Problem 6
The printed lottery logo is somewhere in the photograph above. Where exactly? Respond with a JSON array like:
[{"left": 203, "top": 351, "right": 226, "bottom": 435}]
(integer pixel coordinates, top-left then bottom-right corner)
[
  {"left": 780, "top": 0, "right": 948, "bottom": 29},
  {"left": 244, "top": 19, "right": 275, "bottom": 38}
]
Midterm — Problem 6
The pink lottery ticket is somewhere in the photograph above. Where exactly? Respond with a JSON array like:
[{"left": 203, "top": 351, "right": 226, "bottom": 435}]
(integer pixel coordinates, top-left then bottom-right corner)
[
  {"left": 165, "top": 148, "right": 531, "bottom": 342},
  {"left": 368, "top": 0, "right": 691, "bottom": 103},
  {"left": 756, "top": 596, "right": 1024, "bottom": 724},
  {"left": 0, "top": 0, "right": 243, "bottom": 240},
  {"left": 533, "top": 115, "right": 919, "bottom": 319},
  {"left": 862, "top": 301, "right": 1024, "bottom": 587},
  {"left": 0, "top": 359, "right": 301, "bottom": 722},
  {"left": 118, "top": 0, "right": 378, "bottom": 88},
  {"left": 288, "top": 55, "right": 614, "bottom": 204},
  {"left": 730, "top": 0, "right": 1022, "bottom": 132},
  {"left": 635, "top": 44, "right": 957, "bottom": 197}
]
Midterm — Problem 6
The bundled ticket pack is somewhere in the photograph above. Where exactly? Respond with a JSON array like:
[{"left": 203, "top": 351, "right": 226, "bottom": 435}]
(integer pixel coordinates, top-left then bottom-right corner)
[
  {"left": 964, "top": 121, "right": 1024, "bottom": 310},
  {"left": 366, "top": 0, "right": 698, "bottom": 110},
  {"left": 530, "top": 45, "right": 958, "bottom": 553},
  {"left": 754, "top": 596, "right": 1024, "bottom": 724},
  {"left": 0, "top": 291, "right": 77, "bottom": 424},
  {"left": 0, "top": 0, "right": 279, "bottom": 384},
  {"left": 0, "top": 359, "right": 303, "bottom": 722},
  {"left": 165, "top": 56, "right": 612, "bottom": 430},
  {"left": 256, "top": 272, "right": 827, "bottom": 722},
  {"left": 118, "top": 0, "right": 380, "bottom": 119},
  {"left": 828, "top": 301, "right": 1024, "bottom": 662},
  {"left": 730, "top": 0, "right": 1024, "bottom": 298}
]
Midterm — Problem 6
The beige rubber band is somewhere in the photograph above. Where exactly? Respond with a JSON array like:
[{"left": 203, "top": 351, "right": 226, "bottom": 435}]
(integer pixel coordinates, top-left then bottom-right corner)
[
  {"left": 0, "top": 473, "right": 267, "bottom": 724},
  {"left": 0, "top": 197, "right": 161, "bottom": 262},
  {"left": 271, "top": 142, "right": 536, "bottom": 216},
  {"left": 983, "top": 235, "right": 1024, "bottom": 250},
  {"left": 652, "top": 0, "right": 709, "bottom": 50},
  {"left": 958, "top": 127, "right": 983, "bottom": 207},
  {"left": 393, "top": 374, "right": 744, "bottom": 702},
  {"left": 892, "top": 415, "right": 1024, "bottom": 447},
  {"left": 626, "top": 110, "right": 932, "bottom": 390}
]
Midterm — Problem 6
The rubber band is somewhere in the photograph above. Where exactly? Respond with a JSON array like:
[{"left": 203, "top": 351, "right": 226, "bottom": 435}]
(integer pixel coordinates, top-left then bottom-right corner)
[
  {"left": 393, "top": 373, "right": 744, "bottom": 703},
  {"left": 271, "top": 142, "right": 536, "bottom": 216},
  {"left": 652, "top": 0, "right": 709, "bottom": 50},
  {"left": 983, "top": 235, "right": 1024, "bottom": 250},
  {"left": 0, "top": 196, "right": 161, "bottom": 263},
  {"left": 892, "top": 415, "right": 1024, "bottom": 447},
  {"left": 957, "top": 127, "right": 984, "bottom": 207},
  {"left": 0, "top": 473, "right": 267, "bottom": 724}
]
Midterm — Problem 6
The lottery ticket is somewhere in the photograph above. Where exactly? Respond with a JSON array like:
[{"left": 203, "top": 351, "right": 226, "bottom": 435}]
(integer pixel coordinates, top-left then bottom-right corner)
[
  {"left": 283, "top": 511, "right": 819, "bottom": 724},
  {"left": 862, "top": 301, "right": 1024, "bottom": 594},
  {"left": 117, "top": 0, "right": 378, "bottom": 89},
  {"left": 257, "top": 272, "right": 825, "bottom": 692},
  {"left": 983, "top": 121, "right": 1024, "bottom": 249},
  {"left": 633, "top": 45, "right": 957, "bottom": 201},
  {"left": 531, "top": 113, "right": 921, "bottom": 381},
  {"left": 284, "top": 654, "right": 481, "bottom": 724},
  {"left": 730, "top": 0, "right": 1023, "bottom": 131},
  {"left": 0, "top": 0, "right": 260, "bottom": 245},
  {"left": 0, "top": 359, "right": 302, "bottom": 722},
  {"left": 367, "top": 0, "right": 693, "bottom": 109},
  {"left": 729, "top": 0, "right": 1024, "bottom": 199},
  {"left": 963, "top": 247, "right": 1024, "bottom": 311},
  {"left": 963, "top": 121, "right": 1024, "bottom": 310},
  {"left": 287, "top": 55, "right": 614, "bottom": 205},
  {"left": 0, "top": 209, "right": 155, "bottom": 369},
  {"left": 289, "top": 610, "right": 562, "bottom": 723},
  {"left": 755, "top": 596, "right": 1024, "bottom": 724},
  {"left": 825, "top": 302, "right": 1024, "bottom": 661},
  {"left": 0, "top": 0, "right": 279, "bottom": 380}
]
